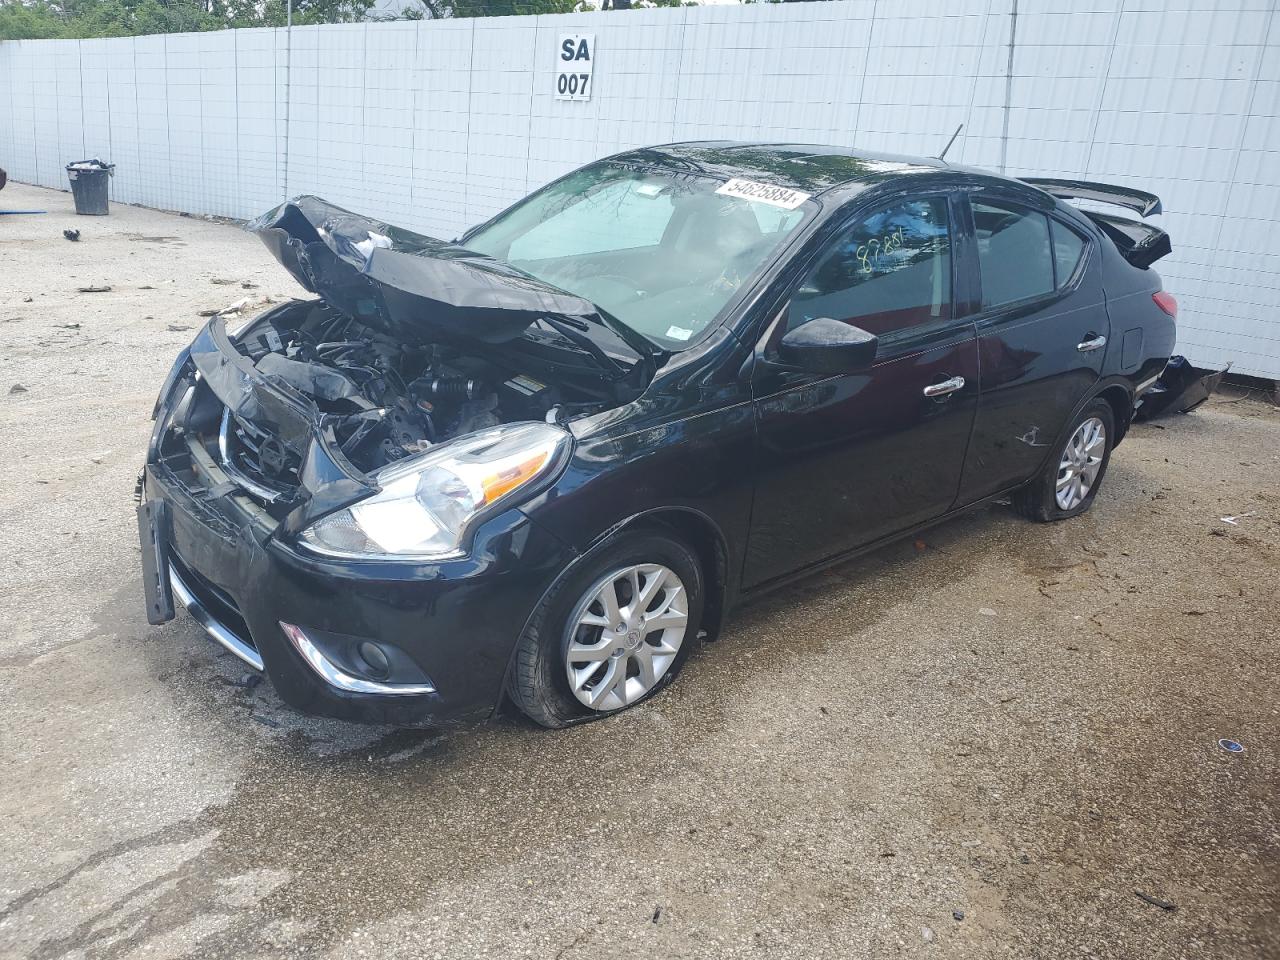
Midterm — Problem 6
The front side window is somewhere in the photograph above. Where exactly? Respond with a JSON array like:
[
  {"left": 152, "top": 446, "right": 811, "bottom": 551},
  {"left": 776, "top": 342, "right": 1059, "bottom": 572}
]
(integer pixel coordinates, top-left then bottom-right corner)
[
  {"left": 788, "top": 196, "right": 952, "bottom": 337},
  {"left": 973, "top": 200, "right": 1054, "bottom": 309},
  {"left": 464, "top": 163, "right": 811, "bottom": 349}
]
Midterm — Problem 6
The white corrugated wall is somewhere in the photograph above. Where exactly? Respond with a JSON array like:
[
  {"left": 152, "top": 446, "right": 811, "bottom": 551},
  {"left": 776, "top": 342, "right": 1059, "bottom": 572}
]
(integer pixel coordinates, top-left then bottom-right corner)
[{"left": 1, "top": 0, "right": 1277, "bottom": 378}]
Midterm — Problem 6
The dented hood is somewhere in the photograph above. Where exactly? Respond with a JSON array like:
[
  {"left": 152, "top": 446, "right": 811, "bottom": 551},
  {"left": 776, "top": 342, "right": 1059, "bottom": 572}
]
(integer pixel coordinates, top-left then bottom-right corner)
[{"left": 248, "top": 196, "right": 604, "bottom": 344}]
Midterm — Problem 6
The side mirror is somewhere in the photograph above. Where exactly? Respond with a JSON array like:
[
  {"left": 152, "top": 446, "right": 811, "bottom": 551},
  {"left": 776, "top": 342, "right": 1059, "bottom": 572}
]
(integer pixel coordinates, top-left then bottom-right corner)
[{"left": 777, "top": 317, "right": 878, "bottom": 374}]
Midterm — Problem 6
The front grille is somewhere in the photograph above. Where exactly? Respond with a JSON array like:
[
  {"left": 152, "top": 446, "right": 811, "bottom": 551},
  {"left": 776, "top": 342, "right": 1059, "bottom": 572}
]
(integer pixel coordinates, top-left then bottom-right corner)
[{"left": 218, "top": 407, "right": 302, "bottom": 504}]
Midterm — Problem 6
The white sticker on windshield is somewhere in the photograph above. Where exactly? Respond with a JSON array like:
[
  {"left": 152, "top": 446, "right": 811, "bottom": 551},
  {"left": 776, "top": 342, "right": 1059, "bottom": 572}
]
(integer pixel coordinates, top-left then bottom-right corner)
[
  {"left": 715, "top": 178, "right": 811, "bottom": 210},
  {"left": 666, "top": 325, "right": 694, "bottom": 341}
]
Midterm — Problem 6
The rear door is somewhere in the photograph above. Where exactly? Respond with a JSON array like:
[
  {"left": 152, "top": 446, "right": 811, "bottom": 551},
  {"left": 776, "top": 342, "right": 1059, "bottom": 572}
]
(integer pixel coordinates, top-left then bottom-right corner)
[
  {"left": 955, "top": 191, "right": 1107, "bottom": 504},
  {"left": 744, "top": 191, "right": 979, "bottom": 586}
]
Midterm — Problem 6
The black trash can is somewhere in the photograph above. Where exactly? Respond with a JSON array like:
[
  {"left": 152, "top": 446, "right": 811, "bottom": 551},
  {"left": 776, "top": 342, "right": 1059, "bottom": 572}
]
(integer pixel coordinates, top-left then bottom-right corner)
[{"left": 66, "top": 159, "right": 115, "bottom": 215}]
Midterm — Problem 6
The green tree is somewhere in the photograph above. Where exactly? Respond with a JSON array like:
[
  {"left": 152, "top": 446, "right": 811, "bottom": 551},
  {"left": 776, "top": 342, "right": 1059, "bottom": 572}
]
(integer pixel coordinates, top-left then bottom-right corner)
[
  {"left": 0, "top": 0, "right": 692, "bottom": 39},
  {"left": 0, "top": 0, "right": 74, "bottom": 38},
  {"left": 0, "top": 0, "right": 376, "bottom": 39},
  {"left": 385, "top": 0, "right": 691, "bottom": 19}
]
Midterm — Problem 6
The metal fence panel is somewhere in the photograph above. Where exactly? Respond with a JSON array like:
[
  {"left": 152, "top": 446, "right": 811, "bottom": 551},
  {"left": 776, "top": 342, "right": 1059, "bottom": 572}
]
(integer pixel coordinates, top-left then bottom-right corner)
[{"left": 1, "top": 1, "right": 1277, "bottom": 378}]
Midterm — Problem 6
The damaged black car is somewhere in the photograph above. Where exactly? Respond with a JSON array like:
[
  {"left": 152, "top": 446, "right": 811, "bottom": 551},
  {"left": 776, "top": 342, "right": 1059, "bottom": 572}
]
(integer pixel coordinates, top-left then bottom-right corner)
[{"left": 138, "top": 142, "right": 1177, "bottom": 727}]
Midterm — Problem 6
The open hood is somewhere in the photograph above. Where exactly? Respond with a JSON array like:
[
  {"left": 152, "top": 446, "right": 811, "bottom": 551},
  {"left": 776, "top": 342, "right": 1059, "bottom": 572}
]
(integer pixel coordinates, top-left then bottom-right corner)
[{"left": 248, "top": 196, "right": 606, "bottom": 345}]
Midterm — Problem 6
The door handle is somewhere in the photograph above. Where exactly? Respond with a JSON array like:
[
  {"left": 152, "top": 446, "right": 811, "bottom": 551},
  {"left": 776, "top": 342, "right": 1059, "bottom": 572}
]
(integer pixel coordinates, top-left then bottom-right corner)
[
  {"left": 923, "top": 376, "right": 965, "bottom": 398},
  {"left": 1077, "top": 334, "right": 1107, "bottom": 352}
]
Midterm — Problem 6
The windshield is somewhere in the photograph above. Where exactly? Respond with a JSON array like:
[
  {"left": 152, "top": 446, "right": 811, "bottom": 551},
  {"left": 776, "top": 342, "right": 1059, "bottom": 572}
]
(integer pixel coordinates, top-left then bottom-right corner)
[{"left": 464, "top": 162, "right": 811, "bottom": 349}]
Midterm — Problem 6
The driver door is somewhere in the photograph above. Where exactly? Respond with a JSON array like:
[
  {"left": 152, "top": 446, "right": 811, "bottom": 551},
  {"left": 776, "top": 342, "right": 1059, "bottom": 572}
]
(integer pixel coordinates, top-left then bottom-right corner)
[{"left": 744, "top": 192, "right": 980, "bottom": 586}]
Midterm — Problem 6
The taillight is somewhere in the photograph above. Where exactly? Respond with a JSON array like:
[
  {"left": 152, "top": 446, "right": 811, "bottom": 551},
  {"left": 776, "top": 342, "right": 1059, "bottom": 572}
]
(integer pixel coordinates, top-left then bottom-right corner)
[{"left": 1153, "top": 291, "right": 1177, "bottom": 318}]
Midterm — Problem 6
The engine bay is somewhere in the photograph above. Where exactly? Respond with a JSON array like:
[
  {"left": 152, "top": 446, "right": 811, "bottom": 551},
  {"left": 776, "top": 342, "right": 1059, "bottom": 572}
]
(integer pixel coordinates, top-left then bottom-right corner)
[{"left": 234, "top": 299, "right": 611, "bottom": 474}]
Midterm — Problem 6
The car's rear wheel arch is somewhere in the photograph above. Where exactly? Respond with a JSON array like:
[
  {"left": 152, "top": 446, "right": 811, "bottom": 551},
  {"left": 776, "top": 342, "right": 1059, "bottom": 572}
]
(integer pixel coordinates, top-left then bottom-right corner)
[
  {"left": 1095, "top": 382, "right": 1134, "bottom": 446},
  {"left": 1013, "top": 397, "right": 1116, "bottom": 522}
]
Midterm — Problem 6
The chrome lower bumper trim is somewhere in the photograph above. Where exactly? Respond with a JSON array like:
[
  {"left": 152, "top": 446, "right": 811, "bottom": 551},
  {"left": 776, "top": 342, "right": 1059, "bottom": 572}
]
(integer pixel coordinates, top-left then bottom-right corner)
[
  {"left": 1135, "top": 372, "right": 1162, "bottom": 396},
  {"left": 278, "top": 622, "right": 436, "bottom": 697},
  {"left": 169, "top": 567, "right": 265, "bottom": 672}
]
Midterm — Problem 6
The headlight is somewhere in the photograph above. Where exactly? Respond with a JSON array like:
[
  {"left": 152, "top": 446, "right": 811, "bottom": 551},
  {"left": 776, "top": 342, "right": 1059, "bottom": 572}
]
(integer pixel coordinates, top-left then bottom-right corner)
[{"left": 298, "top": 422, "right": 571, "bottom": 560}]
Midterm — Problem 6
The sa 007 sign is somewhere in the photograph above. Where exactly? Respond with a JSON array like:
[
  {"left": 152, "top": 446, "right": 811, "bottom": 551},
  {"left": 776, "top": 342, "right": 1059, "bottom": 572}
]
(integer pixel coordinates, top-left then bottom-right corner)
[{"left": 556, "top": 34, "right": 594, "bottom": 101}]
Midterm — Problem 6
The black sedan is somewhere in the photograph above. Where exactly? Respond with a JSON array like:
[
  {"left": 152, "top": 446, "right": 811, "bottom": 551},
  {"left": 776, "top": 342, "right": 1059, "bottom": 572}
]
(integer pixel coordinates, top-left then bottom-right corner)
[{"left": 138, "top": 142, "right": 1176, "bottom": 727}]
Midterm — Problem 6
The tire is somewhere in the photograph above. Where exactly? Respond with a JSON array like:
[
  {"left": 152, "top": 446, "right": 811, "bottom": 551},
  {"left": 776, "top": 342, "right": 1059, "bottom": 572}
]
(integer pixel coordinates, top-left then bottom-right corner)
[
  {"left": 508, "top": 529, "right": 704, "bottom": 728},
  {"left": 1012, "top": 399, "right": 1116, "bottom": 523}
]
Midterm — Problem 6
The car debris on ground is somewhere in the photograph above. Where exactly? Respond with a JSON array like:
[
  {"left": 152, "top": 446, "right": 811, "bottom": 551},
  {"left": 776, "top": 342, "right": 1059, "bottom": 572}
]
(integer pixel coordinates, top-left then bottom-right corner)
[
  {"left": 1134, "top": 891, "right": 1178, "bottom": 912},
  {"left": 1134, "top": 355, "right": 1229, "bottom": 421},
  {"left": 1220, "top": 512, "right": 1256, "bottom": 525}
]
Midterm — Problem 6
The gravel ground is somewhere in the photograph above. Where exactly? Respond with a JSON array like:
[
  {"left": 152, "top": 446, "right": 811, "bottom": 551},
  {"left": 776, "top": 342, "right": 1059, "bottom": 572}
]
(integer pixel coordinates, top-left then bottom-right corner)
[{"left": 1, "top": 181, "right": 1278, "bottom": 960}]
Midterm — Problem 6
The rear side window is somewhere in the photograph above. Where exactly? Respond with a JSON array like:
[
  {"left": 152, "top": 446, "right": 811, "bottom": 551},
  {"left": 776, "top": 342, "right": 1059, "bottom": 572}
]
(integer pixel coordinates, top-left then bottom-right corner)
[
  {"left": 973, "top": 200, "right": 1053, "bottom": 309},
  {"left": 1051, "top": 219, "right": 1086, "bottom": 288},
  {"left": 789, "top": 196, "right": 952, "bottom": 337}
]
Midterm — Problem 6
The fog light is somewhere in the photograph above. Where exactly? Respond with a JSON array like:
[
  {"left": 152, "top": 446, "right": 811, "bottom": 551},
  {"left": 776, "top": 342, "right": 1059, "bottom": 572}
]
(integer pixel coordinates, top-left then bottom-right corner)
[
  {"left": 356, "top": 640, "right": 391, "bottom": 680},
  {"left": 278, "top": 621, "right": 435, "bottom": 696}
]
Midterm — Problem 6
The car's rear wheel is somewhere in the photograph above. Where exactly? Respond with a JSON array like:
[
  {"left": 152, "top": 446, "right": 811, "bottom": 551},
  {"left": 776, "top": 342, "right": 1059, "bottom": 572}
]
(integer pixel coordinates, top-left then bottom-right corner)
[
  {"left": 1013, "top": 399, "right": 1115, "bottom": 522},
  {"left": 508, "top": 530, "right": 704, "bottom": 728}
]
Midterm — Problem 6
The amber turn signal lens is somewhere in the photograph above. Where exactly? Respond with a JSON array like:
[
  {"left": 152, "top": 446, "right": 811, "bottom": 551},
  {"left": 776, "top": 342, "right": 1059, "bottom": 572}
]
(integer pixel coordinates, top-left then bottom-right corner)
[{"left": 481, "top": 451, "right": 550, "bottom": 504}]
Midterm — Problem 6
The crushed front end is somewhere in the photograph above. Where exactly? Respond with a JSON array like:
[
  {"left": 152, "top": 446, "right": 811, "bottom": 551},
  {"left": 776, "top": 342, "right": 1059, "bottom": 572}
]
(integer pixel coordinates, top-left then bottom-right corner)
[
  {"left": 134, "top": 195, "right": 673, "bottom": 723},
  {"left": 137, "top": 312, "right": 578, "bottom": 725}
]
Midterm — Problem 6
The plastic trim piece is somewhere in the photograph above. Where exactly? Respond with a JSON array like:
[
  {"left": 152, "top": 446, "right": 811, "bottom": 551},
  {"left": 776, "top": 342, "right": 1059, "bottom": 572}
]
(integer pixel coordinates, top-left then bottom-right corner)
[{"left": 170, "top": 566, "right": 265, "bottom": 672}]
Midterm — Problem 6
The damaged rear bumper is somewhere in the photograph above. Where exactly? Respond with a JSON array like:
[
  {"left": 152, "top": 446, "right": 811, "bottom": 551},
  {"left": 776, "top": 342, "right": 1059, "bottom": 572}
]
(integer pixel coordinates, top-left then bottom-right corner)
[{"left": 1134, "top": 355, "right": 1228, "bottom": 421}]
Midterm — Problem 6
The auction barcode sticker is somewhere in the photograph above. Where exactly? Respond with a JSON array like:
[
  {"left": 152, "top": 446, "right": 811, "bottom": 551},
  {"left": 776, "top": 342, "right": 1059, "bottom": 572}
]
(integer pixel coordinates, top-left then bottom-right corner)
[{"left": 715, "top": 178, "right": 811, "bottom": 210}]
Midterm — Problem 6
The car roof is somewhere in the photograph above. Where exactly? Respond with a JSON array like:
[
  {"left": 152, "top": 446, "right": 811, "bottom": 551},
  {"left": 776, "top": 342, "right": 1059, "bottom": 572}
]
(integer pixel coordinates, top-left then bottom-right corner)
[{"left": 607, "top": 141, "right": 960, "bottom": 197}]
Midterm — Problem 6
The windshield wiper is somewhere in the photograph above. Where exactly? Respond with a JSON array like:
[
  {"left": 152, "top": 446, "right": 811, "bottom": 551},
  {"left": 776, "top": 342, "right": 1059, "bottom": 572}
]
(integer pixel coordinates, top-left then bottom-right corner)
[
  {"left": 540, "top": 315, "right": 628, "bottom": 379},
  {"left": 590, "top": 305, "right": 666, "bottom": 362},
  {"left": 491, "top": 259, "right": 666, "bottom": 366}
]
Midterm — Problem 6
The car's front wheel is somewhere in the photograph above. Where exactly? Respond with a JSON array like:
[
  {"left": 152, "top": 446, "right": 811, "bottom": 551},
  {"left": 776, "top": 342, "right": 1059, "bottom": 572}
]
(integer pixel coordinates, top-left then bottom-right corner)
[
  {"left": 1013, "top": 399, "right": 1116, "bottom": 522},
  {"left": 508, "top": 530, "right": 704, "bottom": 728}
]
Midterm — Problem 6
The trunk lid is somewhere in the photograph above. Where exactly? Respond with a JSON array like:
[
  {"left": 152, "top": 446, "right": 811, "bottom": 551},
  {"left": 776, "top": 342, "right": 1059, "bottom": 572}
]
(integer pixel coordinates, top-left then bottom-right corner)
[
  {"left": 1019, "top": 177, "right": 1171, "bottom": 268},
  {"left": 1082, "top": 210, "right": 1172, "bottom": 269}
]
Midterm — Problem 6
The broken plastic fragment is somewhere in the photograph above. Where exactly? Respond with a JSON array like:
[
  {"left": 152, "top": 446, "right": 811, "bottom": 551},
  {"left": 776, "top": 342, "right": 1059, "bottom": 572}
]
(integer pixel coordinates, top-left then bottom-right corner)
[{"left": 1134, "top": 356, "right": 1228, "bottom": 421}]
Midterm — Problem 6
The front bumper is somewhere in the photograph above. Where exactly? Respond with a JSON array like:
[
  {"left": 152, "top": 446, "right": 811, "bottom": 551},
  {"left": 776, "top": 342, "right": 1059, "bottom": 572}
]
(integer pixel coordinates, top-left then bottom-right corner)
[{"left": 140, "top": 460, "right": 574, "bottom": 725}]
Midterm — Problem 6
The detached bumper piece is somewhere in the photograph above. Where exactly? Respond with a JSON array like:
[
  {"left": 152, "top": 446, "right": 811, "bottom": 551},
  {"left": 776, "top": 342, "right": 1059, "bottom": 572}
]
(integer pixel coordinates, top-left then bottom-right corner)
[{"left": 1134, "top": 355, "right": 1228, "bottom": 421}]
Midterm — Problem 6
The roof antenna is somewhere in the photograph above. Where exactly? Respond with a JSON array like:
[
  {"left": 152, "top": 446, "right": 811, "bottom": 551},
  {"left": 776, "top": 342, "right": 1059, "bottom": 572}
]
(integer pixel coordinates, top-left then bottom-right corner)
[{"left": 937, "top": 124, "right": 964, "bottom": 162}]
